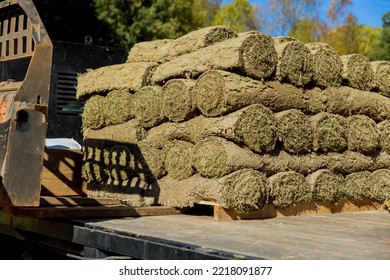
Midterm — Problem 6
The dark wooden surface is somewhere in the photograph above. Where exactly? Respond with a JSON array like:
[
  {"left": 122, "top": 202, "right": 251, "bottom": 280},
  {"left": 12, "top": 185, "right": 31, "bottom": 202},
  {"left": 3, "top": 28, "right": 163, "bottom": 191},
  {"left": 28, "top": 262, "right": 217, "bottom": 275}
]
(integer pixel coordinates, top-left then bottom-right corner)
[
  {"left": 83, "top": 210, "right": 390, "bottom": 259},
  {"left": 2, "top": 205, "right": 181, "bottom": 218}
]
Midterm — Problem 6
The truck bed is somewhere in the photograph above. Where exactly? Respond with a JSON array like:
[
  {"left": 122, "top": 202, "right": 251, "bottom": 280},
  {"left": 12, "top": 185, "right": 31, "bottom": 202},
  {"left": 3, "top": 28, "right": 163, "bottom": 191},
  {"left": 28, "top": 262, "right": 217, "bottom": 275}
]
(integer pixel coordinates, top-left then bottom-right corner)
[{"left": 1, "top": 209, "right": 389, "bottom": 259}]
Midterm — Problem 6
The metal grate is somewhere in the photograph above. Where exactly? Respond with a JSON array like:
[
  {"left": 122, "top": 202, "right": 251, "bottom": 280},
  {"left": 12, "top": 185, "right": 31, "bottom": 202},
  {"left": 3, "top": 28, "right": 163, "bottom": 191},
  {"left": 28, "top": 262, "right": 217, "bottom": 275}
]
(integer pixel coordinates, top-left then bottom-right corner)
[
  {"left": 0, "top": 4, "right": 34, "bottom": 61},
  {"left": 56, "top": 72, "right": 83, "bottom": 116}
]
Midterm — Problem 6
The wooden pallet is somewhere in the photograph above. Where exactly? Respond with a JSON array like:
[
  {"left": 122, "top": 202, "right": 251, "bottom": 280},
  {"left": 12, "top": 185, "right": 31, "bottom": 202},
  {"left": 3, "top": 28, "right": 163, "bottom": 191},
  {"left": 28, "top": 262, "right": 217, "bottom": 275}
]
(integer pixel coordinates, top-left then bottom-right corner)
[
  {"left": 196, "top": 199, "right": 383, "bottom": 221},
  {"left": 1, "top": 196, "right": 181, "bottom": 218}
]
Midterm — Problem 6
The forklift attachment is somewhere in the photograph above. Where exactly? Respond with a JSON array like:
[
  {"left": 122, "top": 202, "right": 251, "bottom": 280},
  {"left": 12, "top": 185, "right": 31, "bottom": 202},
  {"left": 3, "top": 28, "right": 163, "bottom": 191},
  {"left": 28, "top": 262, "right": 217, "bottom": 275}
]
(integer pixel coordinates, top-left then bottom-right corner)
[{"left": 0, "top": 0, "right": 53, "bottom": 206}]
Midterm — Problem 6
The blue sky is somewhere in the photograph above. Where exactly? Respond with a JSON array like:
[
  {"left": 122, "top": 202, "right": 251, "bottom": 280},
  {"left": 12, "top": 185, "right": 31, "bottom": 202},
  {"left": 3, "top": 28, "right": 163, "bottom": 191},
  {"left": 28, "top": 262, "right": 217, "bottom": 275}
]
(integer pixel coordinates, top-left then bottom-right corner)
[{"left": 222, "top": 0, "right": 390, "bottom": 28}]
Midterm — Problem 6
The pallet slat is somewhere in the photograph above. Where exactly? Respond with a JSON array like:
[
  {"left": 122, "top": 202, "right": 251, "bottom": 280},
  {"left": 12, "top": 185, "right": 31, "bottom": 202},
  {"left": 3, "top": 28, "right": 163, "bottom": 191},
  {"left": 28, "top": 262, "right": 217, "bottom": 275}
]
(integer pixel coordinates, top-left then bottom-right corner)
[
  {"left": 2, "top": 205, "right": 181, "bottom": 219},
  {"left": 210, "top": 199, "right": 382, "bottom": 221},
  {"left": 39, "top": 196, "right": 122, "bottom": 206}
]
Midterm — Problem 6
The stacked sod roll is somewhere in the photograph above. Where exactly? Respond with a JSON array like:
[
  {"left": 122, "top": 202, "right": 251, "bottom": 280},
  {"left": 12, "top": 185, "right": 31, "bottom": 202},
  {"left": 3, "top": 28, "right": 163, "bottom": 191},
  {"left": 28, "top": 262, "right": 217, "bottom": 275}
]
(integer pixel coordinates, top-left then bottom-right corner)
[{"left": 77, "top": 26, "right": 390, "bottom": 211}]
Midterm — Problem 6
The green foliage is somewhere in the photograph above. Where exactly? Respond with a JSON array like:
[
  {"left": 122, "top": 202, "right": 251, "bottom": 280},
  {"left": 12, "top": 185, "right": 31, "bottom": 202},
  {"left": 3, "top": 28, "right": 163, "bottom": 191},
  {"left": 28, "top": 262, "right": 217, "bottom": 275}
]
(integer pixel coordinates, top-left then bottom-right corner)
[
  {"left": 366, "top": 12, "right": 390, "bottom": 61},
  {"left": 322, "top": 12, "right": 360, "bottom": 55},
  {"left": 289, "top": 19, "right": 324, "bottom": 43},
  {"left": 192, "top": 0, "right": 222, "bottom": 27},
  {"left": 357, "top": 25, "right": 381, "bottom": 59},
  {"left": 212, "top": 0, "right": 260, "bottom": 32},
  {"left": 92, "top": 0, "right": 198, "bottom": 47}
]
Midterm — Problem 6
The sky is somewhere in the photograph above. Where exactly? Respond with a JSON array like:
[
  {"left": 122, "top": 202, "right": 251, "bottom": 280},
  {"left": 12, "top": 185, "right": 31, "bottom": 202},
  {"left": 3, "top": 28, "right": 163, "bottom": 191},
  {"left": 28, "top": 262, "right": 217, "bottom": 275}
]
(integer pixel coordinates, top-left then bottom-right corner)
[{"left": 222, "top": 0, "right": 390, "bottom": 28}]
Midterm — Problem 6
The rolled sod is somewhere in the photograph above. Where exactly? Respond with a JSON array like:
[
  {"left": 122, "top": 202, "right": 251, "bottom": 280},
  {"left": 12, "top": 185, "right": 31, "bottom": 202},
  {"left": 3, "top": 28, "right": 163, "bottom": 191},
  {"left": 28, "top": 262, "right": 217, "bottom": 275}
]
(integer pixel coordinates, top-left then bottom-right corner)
[
  {"left": 322, "top": 86, "right": 390, "bottom": 122},
  {"left": 306, "top": 169, "right": 345, "bottom": 203},
  {"left": 86, "top": 142, "right": 166, "bottom": 183},
  {"left": 222, "top": 169, "right": 269, "bottom": 213},
  {"left": 143, "top": 104, "right": 277, "bottom": 154},
  {"left": 343, "top": 171, "right": 373, "bottom": 201},
  {"left": 76, "top": 62, "right": 158, "bottom": 100},
  {"left": 83, "top": 119, "right": 147, "bottom": 145},
  {"left": 341, "top": 54, "right": 374, "bottom": 91},
  {"left": 309, "top": 112, "right": 347, "bottom": 153},
  {"left": 377, "top": 120, "right": 390, "bottom": 153},
  {"left": 105, "top": 145, "right": 133, "bottom": 183},
  {"left": 305, "top": 42, "right": 343, "bottom": 88},
  {"left": 371, "top": 169, "right": 390, "bottom": 203},
  {"left": 162, "top": 79, "right": 197, "bottom": 122},
  {"left": 371, "top": 60, "right": 390, "bottom": 97},
  {"left": 127, "top": 39, "right": 173, "bottom": 63},
  {"left": 261, "top": 150, "right": 376, "bottom": 176},
  {"left": 260, "top": 150, "right": 328, "bottom": 176},
  {"left": 194, "top": 70, "right": 318, "bottom": 117},
  {"left": 194, "top": 70, "right": 267, "bottom": 117},
  {"left": 132, "top": 142, "right": 167, "bottom": 182},
  {"left": 152, "top": 31, "right": 278, "bottom": 84},
  {"left": 261, "top": 81, "right": 312, "bottom": 113},
  {"left": 273, "top": 36, "right": 314, "bottom": 87},
  {"left": 158, "top": 169, "right": 269, "bottom": 212},
  {"left": 141, "top": 122, "right": 181, "bottom": 149},
  {"left": 103, "top": 89, "right": 134, "bottom": 126},
  {"left": 321, "top": 86, "right": 351, "bottom": 117},
  {"left": 327, "top": 151, "right": 375, "bottom": 174},
  {"left": 127, "top": 26, "right": 237, "bottom": 63},
  {"left": 164, "top": 140, "right": 195, "bottom": 180},
  {"left": 82, "top": 95, "right": 105, "bottom": 130},
  {"left": 217, "top": 104, "right": 277, "bottom": 153},
  {"left": 87, "top": 177, "right": 157, "bottom": 207},
  {"left": 82, "top": 162, "right": 109, "bottom": 183},
  {"left": 275, "top": 109, "right": 313, "bottom": 154},
  {"left": 192, "top": 137, "right": 264, "bottom": 178},
  {"left": 268, "top": 171, "right": 312, "bottom": 208},
  {"left": 347, "top": 115, "right": 380, "bottom": 154},
  {"left": 374, "top": 151, "right": 390, "bottom": 170},
  {"left": 132, "top": 86, "right": 165, "bottom": 129}
]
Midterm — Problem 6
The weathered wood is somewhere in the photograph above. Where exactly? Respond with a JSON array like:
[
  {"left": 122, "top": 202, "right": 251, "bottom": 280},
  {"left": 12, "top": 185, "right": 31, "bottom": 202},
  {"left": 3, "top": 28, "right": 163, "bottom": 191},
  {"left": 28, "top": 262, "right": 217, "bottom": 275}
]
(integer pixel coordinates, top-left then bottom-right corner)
[
  {"left": 3, "top": 205, "right": 181, "bottom": 218},
  {"left": 80, "top": 211, "right": 389, "bottom": 259},
  {"left": 41, "top": 149, "right": 87, "bottom": 197},
  {"left": 211, "top": 199, "right": 382, "bottom": 221},
  {"left": 39, "top": 196, "right": 122, "bottom": 206}
]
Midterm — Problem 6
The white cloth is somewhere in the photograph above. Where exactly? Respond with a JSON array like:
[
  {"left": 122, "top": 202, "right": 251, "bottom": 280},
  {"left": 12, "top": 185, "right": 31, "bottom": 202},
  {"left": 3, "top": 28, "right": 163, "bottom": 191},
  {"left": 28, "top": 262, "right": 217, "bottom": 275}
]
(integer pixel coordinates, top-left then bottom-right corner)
[{"left": 45, "top": 138, "right": 82, "bottom": 149}]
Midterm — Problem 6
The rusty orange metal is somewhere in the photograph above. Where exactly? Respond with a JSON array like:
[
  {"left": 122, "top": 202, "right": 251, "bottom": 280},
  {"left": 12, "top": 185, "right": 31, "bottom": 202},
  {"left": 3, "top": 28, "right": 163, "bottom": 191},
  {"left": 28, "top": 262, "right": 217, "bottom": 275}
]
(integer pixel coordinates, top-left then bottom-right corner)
[{"left": 0, "top": 0, "right": 53, "bottom": 207}]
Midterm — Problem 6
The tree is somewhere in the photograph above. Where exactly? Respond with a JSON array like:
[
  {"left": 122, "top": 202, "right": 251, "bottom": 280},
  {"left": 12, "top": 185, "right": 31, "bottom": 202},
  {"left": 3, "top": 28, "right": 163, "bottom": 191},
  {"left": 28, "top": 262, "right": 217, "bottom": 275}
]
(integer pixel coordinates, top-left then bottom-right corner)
[
  {"left": 192, "top": 0, "right": 222, "bottom": 28},
  {"left": 368, "top": 12, "right": 390, "bottom": 61},
  {"left": 322, "top": 12, "right": 360, "bottom": 55},
  {"left": 266, "top": 0, "right": 322, "bottom": 36},
  {"left": 327, "top": 0, "right": 353, "bottom": 25},
  {"left": 289, "top": 19, "right": 325, "bottom": 42},
  {"left": 212, "top": 0, "right": 261, "bottom": 32},
  {"left": 357, "top": 25, "right": 381, "bottom": 58},
  {"left": 92, "top": 0, "right": 198, "bottom": 47}
]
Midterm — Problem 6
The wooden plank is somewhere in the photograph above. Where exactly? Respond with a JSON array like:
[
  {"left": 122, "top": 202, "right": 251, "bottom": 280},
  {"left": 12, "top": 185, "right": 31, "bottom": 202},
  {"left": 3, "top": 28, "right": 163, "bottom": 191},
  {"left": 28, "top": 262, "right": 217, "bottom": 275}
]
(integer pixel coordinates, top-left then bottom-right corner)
[
  {"left": 82, "top": 212, "right": 390, "bottom": 259},
  {"left": 212, "top": 199, "right": 382, "bottom": 221},
  {"left": 39, "top": 196, "right": 122, "bottom": 206},
  {"left": 3, "top": 205, "right": 181, "bottom": 219},
  {"left": 41, "top": 149, "right": 87, "bottom": 197}
]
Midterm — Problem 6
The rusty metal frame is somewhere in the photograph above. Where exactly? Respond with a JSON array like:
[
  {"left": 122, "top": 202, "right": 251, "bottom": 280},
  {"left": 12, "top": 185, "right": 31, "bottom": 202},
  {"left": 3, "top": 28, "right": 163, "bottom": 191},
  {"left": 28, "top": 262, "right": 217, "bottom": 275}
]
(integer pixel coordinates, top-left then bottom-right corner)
[{"left": 0, "top": 0, "right": 53, "bottom": 206}]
